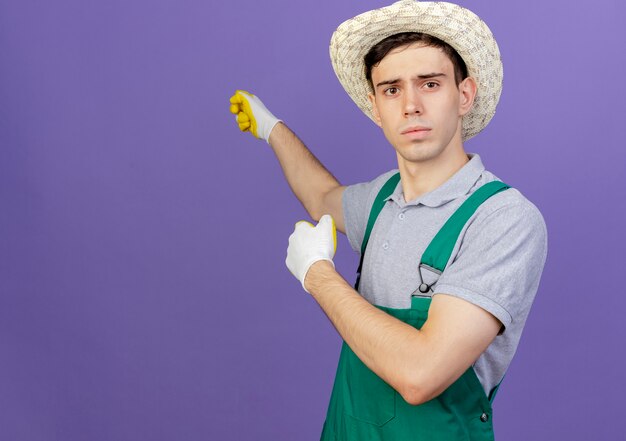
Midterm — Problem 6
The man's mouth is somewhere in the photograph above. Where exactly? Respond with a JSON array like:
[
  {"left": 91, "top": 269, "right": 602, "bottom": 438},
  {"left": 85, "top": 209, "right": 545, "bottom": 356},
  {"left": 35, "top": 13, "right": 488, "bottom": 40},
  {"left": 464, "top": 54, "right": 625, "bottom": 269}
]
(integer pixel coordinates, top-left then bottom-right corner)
[
  {"left": 400, "top": 125, "right": 432, "bottom": 139},
  {"left": 400, "top": 125, "right": 431, "bottom": 135}
]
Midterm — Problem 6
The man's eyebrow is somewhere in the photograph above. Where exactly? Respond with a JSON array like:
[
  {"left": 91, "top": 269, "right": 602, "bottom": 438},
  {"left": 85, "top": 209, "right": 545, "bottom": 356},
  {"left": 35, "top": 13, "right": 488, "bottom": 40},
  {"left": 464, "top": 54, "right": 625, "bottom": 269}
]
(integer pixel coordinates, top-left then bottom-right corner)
[
  {"left": 375, "top": 72, "right": 446, "bottom": 88},
  {"left": 375, "top": 78, "right": 401, "bottom": 88},
  {"left": 417, "top": 72, "right": 446, "bottom": 79}
]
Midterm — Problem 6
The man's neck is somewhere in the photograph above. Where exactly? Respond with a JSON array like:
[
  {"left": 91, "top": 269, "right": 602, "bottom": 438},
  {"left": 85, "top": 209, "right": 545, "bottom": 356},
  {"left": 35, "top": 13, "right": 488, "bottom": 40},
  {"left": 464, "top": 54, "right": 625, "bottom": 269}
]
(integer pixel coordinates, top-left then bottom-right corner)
[{"left": 397, "top": 144, "right": 469, "bottom": 203}]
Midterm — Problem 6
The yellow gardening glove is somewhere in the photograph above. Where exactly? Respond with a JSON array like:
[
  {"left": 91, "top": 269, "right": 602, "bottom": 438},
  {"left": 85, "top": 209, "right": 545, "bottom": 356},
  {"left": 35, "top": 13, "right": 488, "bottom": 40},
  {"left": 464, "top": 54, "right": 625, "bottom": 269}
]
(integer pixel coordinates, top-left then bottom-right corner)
[
  {"left": 286, "top": 215, "right": 337, "bottom": 293},
  {"left": 229, "top": 90, "right": 281, "bottom": 143}
]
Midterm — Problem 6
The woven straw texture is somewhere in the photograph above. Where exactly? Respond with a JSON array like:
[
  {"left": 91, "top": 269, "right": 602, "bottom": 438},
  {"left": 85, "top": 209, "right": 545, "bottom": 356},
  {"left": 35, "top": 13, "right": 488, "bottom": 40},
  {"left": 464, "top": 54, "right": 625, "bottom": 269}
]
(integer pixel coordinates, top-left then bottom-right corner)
[{"left": 329, "top": 0, "right": 503, "bottom": 141}]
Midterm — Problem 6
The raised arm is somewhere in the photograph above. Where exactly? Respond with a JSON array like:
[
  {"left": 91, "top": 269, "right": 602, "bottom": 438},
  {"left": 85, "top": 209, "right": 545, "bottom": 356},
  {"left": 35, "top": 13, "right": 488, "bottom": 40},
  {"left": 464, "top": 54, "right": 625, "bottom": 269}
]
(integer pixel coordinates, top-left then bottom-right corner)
[{"left": 229, "top": 90, "right": 346, "bottom": 233}]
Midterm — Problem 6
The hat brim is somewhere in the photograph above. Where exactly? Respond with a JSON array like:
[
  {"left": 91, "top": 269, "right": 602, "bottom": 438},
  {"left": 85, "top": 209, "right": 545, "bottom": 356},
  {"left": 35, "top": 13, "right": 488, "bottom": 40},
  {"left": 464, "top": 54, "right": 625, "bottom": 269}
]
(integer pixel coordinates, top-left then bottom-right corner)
[{"left": 329, "top": 0, "right": 503, "bottom": 141}]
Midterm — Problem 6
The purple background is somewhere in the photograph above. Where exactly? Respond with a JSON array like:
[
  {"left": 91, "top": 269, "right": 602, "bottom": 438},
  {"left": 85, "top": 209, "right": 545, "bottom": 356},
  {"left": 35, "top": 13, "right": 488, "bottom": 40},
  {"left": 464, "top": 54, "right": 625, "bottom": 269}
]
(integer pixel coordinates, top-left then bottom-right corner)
[{"left": 1, "top": 0, "right": 624, "bottom": 439}]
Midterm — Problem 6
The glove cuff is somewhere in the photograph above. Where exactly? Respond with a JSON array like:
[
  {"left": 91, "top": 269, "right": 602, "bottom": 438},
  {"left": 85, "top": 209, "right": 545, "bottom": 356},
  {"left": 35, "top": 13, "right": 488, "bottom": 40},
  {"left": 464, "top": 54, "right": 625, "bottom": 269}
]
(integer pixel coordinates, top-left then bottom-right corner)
[
  {"left": 264, "top": 119, "right": 282, "bottom": 144},
  {"left": 300, "top": 258, "right": 335, "bottom": 294}
]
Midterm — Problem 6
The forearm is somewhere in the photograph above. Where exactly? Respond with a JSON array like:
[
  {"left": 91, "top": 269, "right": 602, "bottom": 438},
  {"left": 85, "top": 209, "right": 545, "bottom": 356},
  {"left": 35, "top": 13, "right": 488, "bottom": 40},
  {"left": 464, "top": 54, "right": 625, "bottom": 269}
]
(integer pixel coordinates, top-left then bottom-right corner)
[
  {"left": 268, "top": 122, "right": 341, "bottom": 220},
  {"left": 306, "top": 261, "right": 432, "bottom": 405}
]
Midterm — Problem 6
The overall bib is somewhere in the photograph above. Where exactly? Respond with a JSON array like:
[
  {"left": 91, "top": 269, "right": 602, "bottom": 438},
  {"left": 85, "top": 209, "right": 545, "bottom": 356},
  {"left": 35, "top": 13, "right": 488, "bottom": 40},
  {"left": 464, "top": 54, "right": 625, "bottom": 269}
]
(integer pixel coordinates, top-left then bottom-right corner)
[{"left": 320, "top": 173, "right": 510, "bottom": 441}]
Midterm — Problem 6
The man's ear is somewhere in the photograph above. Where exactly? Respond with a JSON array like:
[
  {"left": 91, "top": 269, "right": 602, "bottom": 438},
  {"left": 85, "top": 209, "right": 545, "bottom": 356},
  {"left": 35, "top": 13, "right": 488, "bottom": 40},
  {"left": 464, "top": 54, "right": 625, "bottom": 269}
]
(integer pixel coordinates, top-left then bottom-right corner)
[
  {"left": 458, "top": 77, "right": 477, "bottom": 117},
  {"left": 368, "top": 92, "right": 383, "bottom": 127}
]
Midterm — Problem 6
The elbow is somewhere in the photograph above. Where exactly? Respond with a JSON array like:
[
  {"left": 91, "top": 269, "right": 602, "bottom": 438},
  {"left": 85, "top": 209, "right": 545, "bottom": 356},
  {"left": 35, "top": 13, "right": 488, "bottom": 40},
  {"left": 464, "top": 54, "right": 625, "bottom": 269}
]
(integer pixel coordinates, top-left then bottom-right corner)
[
  {"left": 399, "top": 383, "right": 429, "bottom": 406},
  {"left": 397, "top": 371, "right": 441, "bottom": 406}
]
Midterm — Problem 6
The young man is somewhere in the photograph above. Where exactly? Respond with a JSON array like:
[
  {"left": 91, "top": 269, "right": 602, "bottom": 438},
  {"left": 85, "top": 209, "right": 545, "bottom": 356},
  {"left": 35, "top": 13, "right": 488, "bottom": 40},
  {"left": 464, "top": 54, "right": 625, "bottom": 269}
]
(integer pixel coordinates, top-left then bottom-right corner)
[{"left": 229, "top": 1, "right": 547, "bottom": 439}]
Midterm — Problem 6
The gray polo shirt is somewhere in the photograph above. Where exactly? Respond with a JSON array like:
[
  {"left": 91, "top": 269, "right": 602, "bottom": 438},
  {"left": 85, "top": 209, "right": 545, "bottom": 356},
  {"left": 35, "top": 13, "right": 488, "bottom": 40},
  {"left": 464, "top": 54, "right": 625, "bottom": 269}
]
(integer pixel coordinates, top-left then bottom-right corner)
[{"left": 342, "top": 153, "right": 548, "bottom": 395}]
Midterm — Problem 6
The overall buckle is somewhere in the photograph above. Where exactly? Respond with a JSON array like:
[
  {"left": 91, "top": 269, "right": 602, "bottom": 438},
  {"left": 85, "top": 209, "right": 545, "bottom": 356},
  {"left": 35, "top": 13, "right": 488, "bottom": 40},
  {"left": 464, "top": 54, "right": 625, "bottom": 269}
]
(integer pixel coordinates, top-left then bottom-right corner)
[{"left": 415, "top": 263, "right": 442, "bottom": 294}]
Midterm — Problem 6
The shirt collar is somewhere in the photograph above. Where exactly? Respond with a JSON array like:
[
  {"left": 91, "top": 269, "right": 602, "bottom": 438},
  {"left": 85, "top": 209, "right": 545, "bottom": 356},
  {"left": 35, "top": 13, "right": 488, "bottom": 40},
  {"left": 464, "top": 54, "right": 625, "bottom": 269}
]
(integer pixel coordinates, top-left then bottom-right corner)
[{"left": 386, "top": 153, "right": 485, "bottom": 208}]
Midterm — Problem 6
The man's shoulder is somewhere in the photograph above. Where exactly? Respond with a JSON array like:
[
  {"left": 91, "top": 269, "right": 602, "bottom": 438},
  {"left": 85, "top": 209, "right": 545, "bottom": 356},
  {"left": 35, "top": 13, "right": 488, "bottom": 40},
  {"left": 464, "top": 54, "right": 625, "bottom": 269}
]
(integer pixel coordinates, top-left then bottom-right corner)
[{"left": 471, "top": 171, "right": 547, "bottom": 236}]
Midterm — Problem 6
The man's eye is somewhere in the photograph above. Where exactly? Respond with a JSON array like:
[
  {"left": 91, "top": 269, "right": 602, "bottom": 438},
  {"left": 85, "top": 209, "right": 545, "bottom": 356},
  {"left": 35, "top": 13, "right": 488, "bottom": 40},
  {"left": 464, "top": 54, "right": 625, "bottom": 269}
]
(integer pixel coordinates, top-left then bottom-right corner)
[
  {"left": 384, "top": 87, "right": 399, "bottom": 96},
  {"left": 425, "top": 82, "right": 439, "bottom": 89}
]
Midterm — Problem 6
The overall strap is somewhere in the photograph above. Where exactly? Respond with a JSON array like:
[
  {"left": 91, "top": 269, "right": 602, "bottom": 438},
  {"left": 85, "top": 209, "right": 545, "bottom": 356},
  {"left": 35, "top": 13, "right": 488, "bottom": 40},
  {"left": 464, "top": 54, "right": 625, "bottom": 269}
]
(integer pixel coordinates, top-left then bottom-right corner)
[
  {"left": 354, "top": 172, "right": 401, "bottom": 290},
  {"left": 420, "top": 180, "right": 510, "bottom": 273},
  {"left": 416, "top": 180, "right": 511, "bottom": 404}
]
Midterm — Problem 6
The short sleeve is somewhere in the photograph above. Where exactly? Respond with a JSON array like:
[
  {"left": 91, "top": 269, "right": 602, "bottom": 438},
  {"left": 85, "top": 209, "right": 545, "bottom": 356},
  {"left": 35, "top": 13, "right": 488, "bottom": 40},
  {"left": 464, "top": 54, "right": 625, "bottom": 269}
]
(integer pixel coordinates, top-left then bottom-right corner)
[
  {"left": 342, "top": 170, "right": 398, "bottom": 253},
  {"left": 434, "top": 201, "right": 548, "bottom": 332}
]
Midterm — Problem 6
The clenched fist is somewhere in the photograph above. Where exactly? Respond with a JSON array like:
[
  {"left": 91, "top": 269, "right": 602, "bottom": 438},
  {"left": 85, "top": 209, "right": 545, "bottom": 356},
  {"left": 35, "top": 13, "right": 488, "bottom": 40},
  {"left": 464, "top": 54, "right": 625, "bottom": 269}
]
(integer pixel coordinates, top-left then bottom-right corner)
[
  {"left": 286, "top": 215, "right": 337, "bottom": 293},
  {"left": 229, "top": 90, "right": 281, "bottom": 143}
]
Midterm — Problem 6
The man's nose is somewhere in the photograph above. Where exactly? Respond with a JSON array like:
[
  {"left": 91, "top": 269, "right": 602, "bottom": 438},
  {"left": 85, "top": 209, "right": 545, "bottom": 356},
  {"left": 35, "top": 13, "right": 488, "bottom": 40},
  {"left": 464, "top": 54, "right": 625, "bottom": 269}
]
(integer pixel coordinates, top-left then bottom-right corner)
[{"left": 403, "top": 88, "right": 422, "bottom": 116}]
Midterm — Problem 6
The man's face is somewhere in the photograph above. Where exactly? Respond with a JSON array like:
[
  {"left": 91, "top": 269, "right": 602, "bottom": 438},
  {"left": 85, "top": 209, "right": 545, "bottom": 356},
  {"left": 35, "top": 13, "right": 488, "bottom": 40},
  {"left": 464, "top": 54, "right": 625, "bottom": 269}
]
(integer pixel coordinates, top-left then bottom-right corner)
[{"left": 368, "top": 43, "right": 476, "bottom": 166}]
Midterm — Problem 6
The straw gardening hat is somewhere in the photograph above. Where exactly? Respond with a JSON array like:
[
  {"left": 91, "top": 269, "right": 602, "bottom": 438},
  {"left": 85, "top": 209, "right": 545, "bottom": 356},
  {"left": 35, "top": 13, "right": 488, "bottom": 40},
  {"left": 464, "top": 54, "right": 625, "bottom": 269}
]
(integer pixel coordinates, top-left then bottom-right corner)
[{"left": 329, "top": 0, "right": 503, "bottom": 140}]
